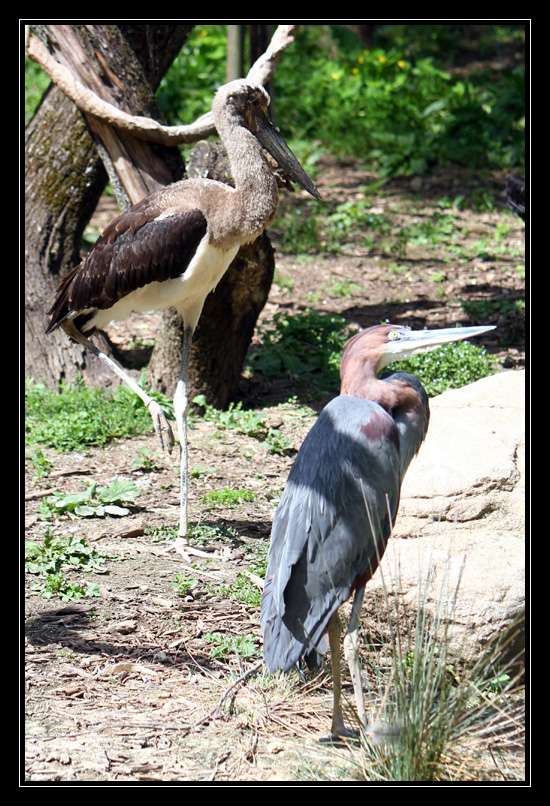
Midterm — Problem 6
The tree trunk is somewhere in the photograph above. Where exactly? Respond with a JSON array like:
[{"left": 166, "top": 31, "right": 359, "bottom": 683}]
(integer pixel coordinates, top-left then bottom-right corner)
[
  {"left": 148, "top": 141, "right": 275, "bottom": 407},
  {"left": 25, "top": 24, "right": 191, "bottom": 388},
  {"left": 26, "top": 23, "right": 276, "bottom": 408},
  {"left": 226, "top": 25, "right": 244, "bottom": 81}
]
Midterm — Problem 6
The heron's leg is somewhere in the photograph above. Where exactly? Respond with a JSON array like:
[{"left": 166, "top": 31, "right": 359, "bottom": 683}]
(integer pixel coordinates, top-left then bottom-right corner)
[
  {"left": 173, "top": 326, "right": 194, "bottom": 538},
  {"left": 63, "top": 321, "right": 174, "bottom": 453},
  {"left": 328, "top": 611, "right": 356, "bottom": 739},
  {"left": 343, "top": 585, "right": 367, "bottom": 735}
]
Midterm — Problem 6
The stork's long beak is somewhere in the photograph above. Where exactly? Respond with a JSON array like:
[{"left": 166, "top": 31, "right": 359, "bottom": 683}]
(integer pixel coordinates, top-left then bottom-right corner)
[
  {"left": 383, "top": 325, "right": 496, "bottom": 363},
  {"left": 253, "top": 111, "right": 322, "bottom": 201}
]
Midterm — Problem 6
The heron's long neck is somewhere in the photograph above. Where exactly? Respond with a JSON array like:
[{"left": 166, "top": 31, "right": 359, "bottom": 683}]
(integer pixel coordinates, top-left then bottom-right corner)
[
  {"left": 217, "top": 118, "right": 278, "bottom": 237},
  {"left": 341, "top": 360, "right": 412, "bottom": 412}
]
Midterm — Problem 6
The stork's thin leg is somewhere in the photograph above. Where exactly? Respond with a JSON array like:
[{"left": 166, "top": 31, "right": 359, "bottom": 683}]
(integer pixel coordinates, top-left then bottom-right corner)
[
  {"left": 343, "top": 585, "right": 367, "bottom": 736},
  {"left": 174, "top": 326, "right": 194, "bottom": 538},
  {"left": 63, "top": 321, "right": 174, "bottom": 453}
]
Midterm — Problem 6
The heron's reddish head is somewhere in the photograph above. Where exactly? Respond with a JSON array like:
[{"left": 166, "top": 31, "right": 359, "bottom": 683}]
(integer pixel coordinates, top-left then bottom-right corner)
[{"left": 340, "top": 323, "right": 495, "bottom": 397}]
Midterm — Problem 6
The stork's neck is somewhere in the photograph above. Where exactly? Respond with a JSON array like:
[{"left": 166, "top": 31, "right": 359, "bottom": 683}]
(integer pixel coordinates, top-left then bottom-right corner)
[{"left": 217, "top": 117, "right": 279, "bottom": 239}]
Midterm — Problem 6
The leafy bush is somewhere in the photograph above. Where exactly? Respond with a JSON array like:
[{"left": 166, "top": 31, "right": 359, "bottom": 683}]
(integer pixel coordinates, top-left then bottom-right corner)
[
  {"left": 274, "top": 26, "right": 524, "bottom": 175},
  {"left": 391, "top": 340, "right": 496, "bottom": 396}
]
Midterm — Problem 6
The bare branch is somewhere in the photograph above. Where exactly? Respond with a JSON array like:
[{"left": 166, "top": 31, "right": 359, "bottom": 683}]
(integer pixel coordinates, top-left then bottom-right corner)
[
  {"left": 246, "top": 25, "right": 297, "bottom": 86},
  {"left": 26, "top": 24, "right": 298, "bottom": 146},
  {"left": 27, "top": 34, "right": 216, "bottom": 144}
]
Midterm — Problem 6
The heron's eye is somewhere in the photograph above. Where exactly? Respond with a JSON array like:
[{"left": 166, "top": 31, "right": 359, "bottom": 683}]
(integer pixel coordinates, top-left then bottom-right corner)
[{"left": 388, "top": 330, "right": 401, "bottom": 341}]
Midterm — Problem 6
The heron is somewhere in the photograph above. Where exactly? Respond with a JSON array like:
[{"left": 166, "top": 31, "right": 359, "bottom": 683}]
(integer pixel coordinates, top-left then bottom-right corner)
[
  {"left": 45, "top": 78, "right": 321, "bottom": 538},
  {"left": 261, "top": 322, "right": 495, "bottom": 739}
]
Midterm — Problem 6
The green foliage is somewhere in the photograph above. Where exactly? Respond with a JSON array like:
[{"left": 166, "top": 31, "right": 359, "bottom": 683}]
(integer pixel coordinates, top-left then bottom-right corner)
[
  {"left": 271, "top": 205, "right": 320, "bottom": 254},
  {"left": 187, "top": 523, "right": 239, "bottom": 545},
  {"left": 396, "top": 213, "right": 458, "bottom": 253},
  {"left": 25, "top": 57, "right": 50, "bottom": 124},
  {"left": 461, "top": 298, "right": 524, "bottom": 320},
  {"left": 144, "top": 525, "right": 179, "bottom": 543},
  {"left": 26, "top": 529, "right": 106, "bottom": 601},
  {"left": 201, "top": 487, "right": 257, "bottom": 508},
  {"left": 217, "top": 574, "right": 262, "bottom": 607},
  {"left": 38, "top": 479, "right": 140, "bottom": 520},
  {"left": 273, "top": 272, "right": 295, "bottom": 292},
  {"left": 357, "top": 553, "right": 523, "bottom": 781},
  {"left": 272, "top": 26, "right": 524, "bottom": 175},
  {"left": 193, "top": 395, "right": 291, "bottom": 455},
  {"left": 204, "top": 631, "right": 259, "bottom": 660},
  {"left": 28, "top": 25, "right": 524, "bottom": 177},
  {"left": 27, "top": 448, "right": 53, "bottom": 479},
  {"left": 326, "top": 280, "right": 361, "bottom": 298},
  {"left": 34, "top": 573, "right": 101, "bottom": 602},
  {"left": 25, "top": 529, "right": 108, "bottom": 575},
  {"left": 190, "top": 465, "right": 214, "bottom": 479},
  {"left": 157, "top": 25, "right": 227, "bottom": 125},
  {"left": 194, "top": 394, "right": 266, "bottom": 438},
  {"left": 131, "top": 448, "right": 161, "bottom": 472},
  {"left": 248, "top": 309, "right": 352, "bottom": 392},
  {"left": 25, "top": 377, "right": 160, "bottom": 451},
  {"left": 391, "top": 340, "right": 496, "bottom": 397},
  {"left": 173, "top": 573, "right": 198, "bottom": 597},
  {"left": 272, "top": 198, "right": 390, "bottom": 256}
]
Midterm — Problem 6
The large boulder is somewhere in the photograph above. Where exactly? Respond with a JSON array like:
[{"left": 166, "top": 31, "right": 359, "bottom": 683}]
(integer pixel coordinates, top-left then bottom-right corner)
[{"left": 370, "top": 370, "right": 525, "bottom": 661}]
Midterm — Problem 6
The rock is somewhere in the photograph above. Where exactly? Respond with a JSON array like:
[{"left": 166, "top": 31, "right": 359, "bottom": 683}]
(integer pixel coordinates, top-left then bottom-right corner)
[{"left": 370, "top": 371, "right": 525, "bottom": 662}]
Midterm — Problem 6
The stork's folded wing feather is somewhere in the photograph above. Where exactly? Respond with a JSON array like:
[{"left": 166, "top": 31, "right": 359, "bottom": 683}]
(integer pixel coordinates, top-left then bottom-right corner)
[{"left": 46, "top": 194, "right": 207, "bottom": 333}]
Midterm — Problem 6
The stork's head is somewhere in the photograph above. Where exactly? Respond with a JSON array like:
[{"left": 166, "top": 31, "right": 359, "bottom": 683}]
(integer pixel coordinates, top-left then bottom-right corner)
[
  {"left": 212, "top": 79, "right": 321, "bottom": 201},
  {"left": 341, "top": 323, "right": 495, "bottom": 382}
]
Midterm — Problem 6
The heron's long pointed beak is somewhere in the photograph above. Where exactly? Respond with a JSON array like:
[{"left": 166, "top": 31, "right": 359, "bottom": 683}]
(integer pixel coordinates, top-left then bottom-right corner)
[
  {"left": 383, "top": 325, "right": 496, "bottom": 361},
  {"left": 253, "top": 111, "right": 322, "bottom": 201}
]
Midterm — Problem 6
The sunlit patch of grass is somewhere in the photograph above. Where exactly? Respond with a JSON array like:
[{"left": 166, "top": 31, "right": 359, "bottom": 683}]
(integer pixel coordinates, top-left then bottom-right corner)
[
  {"left": 25, "top": 376, "right": 172, "bottom": 452},
  {"left": 201, "top": 488, "right": 257, "bottom": 508}
]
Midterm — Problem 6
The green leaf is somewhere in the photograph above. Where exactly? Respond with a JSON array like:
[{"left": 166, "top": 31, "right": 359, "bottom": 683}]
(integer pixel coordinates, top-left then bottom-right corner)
[
  {"left": 97, "top": 479, "right": 139, "bottom": 504},
  {"left": 74, "top": 505, "right": 98, "bottom": 517},
  {"left": 103, "top": 504, "right": 130, "bottom": 516}
]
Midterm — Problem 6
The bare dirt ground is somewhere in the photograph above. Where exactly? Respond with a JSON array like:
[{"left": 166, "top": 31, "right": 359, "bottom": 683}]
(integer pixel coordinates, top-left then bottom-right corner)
[{"left": 24, "top": 158, "right": 525, "bottom": 782}]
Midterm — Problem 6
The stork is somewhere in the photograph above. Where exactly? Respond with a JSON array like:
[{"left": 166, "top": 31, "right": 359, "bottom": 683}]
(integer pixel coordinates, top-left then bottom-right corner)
[{"left": 46, "top": 79, "right": 321, "bottom": 537}]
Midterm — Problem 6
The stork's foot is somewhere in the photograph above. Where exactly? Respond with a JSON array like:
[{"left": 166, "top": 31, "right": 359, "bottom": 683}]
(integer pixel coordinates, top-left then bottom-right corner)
[{"left": 147, "top": 400, "right": 175, "bottom": 455}]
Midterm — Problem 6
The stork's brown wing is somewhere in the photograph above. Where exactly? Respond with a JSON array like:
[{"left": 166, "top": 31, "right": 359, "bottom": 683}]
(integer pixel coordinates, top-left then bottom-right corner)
[{"left": 46, "top": 199, "right": 207, "bottom": 333}]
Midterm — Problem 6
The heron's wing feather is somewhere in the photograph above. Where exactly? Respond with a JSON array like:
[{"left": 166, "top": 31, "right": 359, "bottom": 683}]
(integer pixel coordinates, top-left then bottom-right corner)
[
  {"left": 46, "top": 193, "right": 207, "bottom": 332},
  {"left": 261, "top": 396, "right": 402, "bottom": 671}
]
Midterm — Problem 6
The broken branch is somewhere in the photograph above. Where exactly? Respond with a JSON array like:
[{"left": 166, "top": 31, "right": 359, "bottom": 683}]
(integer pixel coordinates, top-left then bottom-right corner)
[{"left": 27, "top": 24, "right": 298, "bottom": 146}]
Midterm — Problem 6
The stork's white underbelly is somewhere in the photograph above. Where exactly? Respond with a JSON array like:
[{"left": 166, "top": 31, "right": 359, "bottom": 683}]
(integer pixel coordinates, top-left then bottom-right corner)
[{"left": 88, "top": 236, "right": 239, "bottom": 333}]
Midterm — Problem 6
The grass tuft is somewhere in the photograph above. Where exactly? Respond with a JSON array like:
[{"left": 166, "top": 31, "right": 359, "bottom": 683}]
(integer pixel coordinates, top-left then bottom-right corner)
[{"left": 25, "top": 377, "right": 172, "bottom": 452}]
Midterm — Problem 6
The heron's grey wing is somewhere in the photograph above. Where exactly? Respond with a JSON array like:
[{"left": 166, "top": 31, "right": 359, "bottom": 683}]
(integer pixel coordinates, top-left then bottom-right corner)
[
  {"left": 46, "top": 190, "right": 207, "bottom": 332},
  {"left": 261, "top": 395, "right": 402, "bottom": 672}
]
